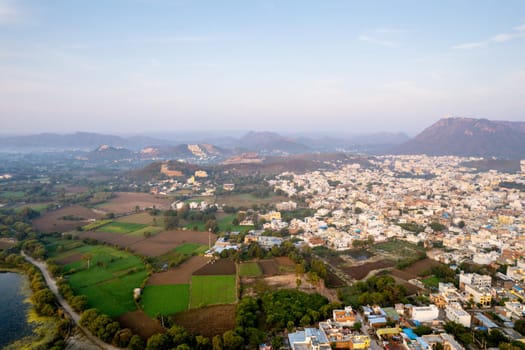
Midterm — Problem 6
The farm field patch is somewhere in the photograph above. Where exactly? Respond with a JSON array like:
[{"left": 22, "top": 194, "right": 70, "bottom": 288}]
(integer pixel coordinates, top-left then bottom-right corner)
[
  {"left": 189, "top": 275, "right": 237, "bottom": 308},
  {"left": 93, "top": 192, "right": 171, "bottom": 214},
  {"left": 96, "top": 221, "right": 148, "bottom": 234},
  {"left": 171, "top": 304, "right": 236, "bottom": 338},
  {"left": 117, "top": 310, "right": 164, "bottom": 339},
  {"left": 130, "top": 230, "right": 216, "bottom": 257},
  {"left": 193, "top": 259, "right": 236, "bottom": 275},
  {"left": 259, "top": 259, "right": 279, "bottom": 276},
  {"left": 215, "top": 193, "right": 287, "bottom": 208},
  {"left": 147, "top": 256, "right": 209, "bottom": 285},
  {"left": 238, "top": 262, "right": 262, "bottom": 277},
  {"left": 173, "top": 242, "right": 208, "bottom": 255},
  {"left": 33, "top": 205, "right": 103, "bottom": 233},
  {"left": 141, "top": 284, "right": 190, "bottom": 317},
  {"left": 48, "top": 242, "right": 147, "bottom": 317},
  {"left": 341, "top": 260, "right": 394, "bottom": 280}
]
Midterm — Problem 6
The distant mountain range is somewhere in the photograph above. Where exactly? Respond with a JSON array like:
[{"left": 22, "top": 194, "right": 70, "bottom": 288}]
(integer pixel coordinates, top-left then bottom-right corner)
[
  {"left": 6, "top": 118, "right": 523, "bottom": 159},
  {"left": 392, "top": 117, "right": 525, "bottom": 158},
  {"left": 0, "top": 130, "right": 409, "bottom": 156}
]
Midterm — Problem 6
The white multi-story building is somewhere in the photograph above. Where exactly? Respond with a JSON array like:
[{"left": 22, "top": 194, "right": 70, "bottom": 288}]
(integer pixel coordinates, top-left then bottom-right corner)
[
  {"left": 410, "top": 305, "right": 439, "bottom": 323},
  {"left": 459, "top": 272, "right": 492, "bottom": 289},
  {"left": 445, "top": 302, "right": 471, "bottom": 327}
]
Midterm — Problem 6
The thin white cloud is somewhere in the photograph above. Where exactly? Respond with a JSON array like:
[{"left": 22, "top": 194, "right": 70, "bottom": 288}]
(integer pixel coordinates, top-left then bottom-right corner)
[
  {"left": 131, "top": 36, "right": 214, "bottom": 44},
  {"left": 452, "top": 23, "right": 525, "bottom": 49},
  {"left": 357, "top": 34, "right": 396, "bottom": 48},
  {"left": 357, "top": 28, "right": 404, "bottom": 48}
]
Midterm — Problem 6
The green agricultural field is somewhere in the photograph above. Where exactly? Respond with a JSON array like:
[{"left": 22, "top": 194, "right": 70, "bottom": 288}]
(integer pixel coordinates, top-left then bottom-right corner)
[
  {"left": 50, "top": 243, "right": 147, "bottom": 317},
  {"left": 0, "top": 191, "right": 25, "bottom": 199},
  {"left": 190, "top": 275, "right": 237, "bottom": 308},
  {"left": 239, "top": 262, "right": 262, "bottom": 277},
  {"left": 217, "top": 214, "right": 254, "bottom": 232},
  {"left": 173, "top": 243, "right": 207, "bottom": 255},
  {"left": 421, "top": 276, "right": 440, "bottom": 289},
  {"left": 141, "top": 284, "right": 190, "bottom": 317},
  {"left": 127, "top": 226, "right": 163, "bottom": 237},
  {"left": 96, "top": 221, "right": 148, "bottom": 234},
  {"left": 82, "top": 219, "right": 113, "bottom": 231},
  {"left": 78, "top": 270, "right": 148, "bottom": 317}
]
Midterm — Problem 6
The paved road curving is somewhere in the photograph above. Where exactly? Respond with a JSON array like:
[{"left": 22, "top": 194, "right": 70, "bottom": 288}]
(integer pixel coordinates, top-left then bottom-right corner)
[{"left": 22, "top": 251, "right": 121, "bottom": 350}]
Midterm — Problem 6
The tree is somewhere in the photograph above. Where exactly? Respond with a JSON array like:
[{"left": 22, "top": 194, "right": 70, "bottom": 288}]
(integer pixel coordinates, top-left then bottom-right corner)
[
  {"left": 146, "top": 333, "right": 172, "bottom": 350},
  {"left": 300, "top": 315, "right": 312, "bottom": 327},
  {"left": 353, "top": 321, "right": 362, "bottom": 332},
  {"left": 113, "top": 328, "right": 133, "bottom": 348},
  {"left": 205, "top": 220, "right": 219, "bottom": 233},
  {"left": 195, "top": 335, "right": 211, "bottom": 350},
  {"left": 222, "top": 330, "right": 243, "bottom": 350},
  {"left": 168, "top": 325, "right": 190, "bottom": 347},
  {"left": 128, "top": 335, "right": 145, "bottom": 350},
  {"left": 515, "top": 319, "right": 525, "bottom": 336},
  {"left": 212, "top": 335, "right": 223, "bottom": 350}
]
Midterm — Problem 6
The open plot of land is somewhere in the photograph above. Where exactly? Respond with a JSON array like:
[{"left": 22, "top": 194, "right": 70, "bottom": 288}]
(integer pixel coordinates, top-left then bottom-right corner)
[
  {"left": 259, "top": 259, "right": 279, "bottom": 276},
  {"left": 55, "top": 252, "right": 83, "bottom": 265},
  {"left": 141, "top": 284, "right": 190, "bottom": 317},
  {"left": 171, "top": 304, "right": 236, "bottom": 338},
  {"left": 33, "top": 205, "right": 103, "bottom": 232},
  {"left": 341, "top": 260, "right": 394, "bottom": 280},
  {"left": 94, "top": 192, "right": 171, "bottom": 214},
  {"left": 403, "top": 258, "right": 442, "bottom": 277},
  {"left": 116, "top": 212, "right": 157, "bottom": 225},
  {"left": 117, "top": 310, "right": 165, "bottom": 339},
  {"left": 373, "top": 240, "right": 425, "bottom": 259},
  {"left": 96, "top": 221, "right": 148, "bottom": 234},
  {"left": 172, "top": 242, "right": 208, "bottom": 255},
  {"left": 275, "top": 256, "right": 295, "bottom": 267},
  {"left": 193, "top": 259, "right": 236, "bottom": 276},
  {"left": 130, "top": 230, "right": 217, "bottom": 257},
  {"left": 325, "top": 271, "right": 346, "bottom": 288},
  {"left": 76, "top": 231, "right": 147, "bottom": 247},
  {"left": 147, "top": 256, "right": 209, "bottom": 285},
  {"left": 189, "top": 275, "right": 237, "bottom": 308},
  {"left": 216, "top": 193, "right": 288, "bottom": 208},
  {"left": 239, "top": 262, "right": 262, "bottom": 277}
]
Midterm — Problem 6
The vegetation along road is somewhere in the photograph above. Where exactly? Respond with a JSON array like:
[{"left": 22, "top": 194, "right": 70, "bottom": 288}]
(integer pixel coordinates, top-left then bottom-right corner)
[{"left": 22, "top": 251, "right": 121, "bottom": 350}]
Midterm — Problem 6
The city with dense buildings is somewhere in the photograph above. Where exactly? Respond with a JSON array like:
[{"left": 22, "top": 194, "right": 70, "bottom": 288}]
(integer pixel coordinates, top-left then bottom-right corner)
[{"left": 1, "top": 149, "right": 525, "bottom": 349}]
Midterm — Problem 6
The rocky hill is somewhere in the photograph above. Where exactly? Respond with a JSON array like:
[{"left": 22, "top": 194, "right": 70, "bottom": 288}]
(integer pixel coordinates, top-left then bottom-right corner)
[{"left": 392, "top": 117, "right": 525, "bottom": 158}]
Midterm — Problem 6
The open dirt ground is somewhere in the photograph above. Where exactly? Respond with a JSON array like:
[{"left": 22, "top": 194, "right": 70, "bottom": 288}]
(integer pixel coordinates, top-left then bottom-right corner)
[
  {"left": 130, "top": 230, "right": 216, "bottom": 257},
  {"left": 341, "top": 260, "right": 395, "bottom": 280},
  {"left": 147, "top": 256, "right": 210, "bottom": 285},
  {"left": 259, "top": 259, "right": 279, "bottom": 276},
  {"left": 33, "top": 205, "right": 103, "bottom": 233},
  {"left": 96, "top": 193, "right": 171, "bottom": 214},
  {"left": 171, "top": 305, "right": 236, "bottom": 338},
  {"left": 117, "top": 310, "right": 165, "bottom": 339},
  {"left": 193, "top": 258, "right": 236, "bottom": 276}
]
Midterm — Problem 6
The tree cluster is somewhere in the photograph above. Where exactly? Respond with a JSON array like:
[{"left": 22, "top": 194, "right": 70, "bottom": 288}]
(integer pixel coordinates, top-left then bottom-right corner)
[{"left": 338, "top": 275, "right": 408, "bottom": 308}]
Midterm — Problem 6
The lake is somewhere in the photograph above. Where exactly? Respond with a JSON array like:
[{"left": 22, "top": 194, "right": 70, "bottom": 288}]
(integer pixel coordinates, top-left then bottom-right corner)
[{"left": 0, "top": 272, "right": 35, "bottom": 348}]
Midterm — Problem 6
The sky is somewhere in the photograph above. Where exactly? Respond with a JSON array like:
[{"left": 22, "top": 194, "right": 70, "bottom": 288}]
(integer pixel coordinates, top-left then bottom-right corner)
[{"left": 1, "top": 0, "right": 525, "bottom": 135}]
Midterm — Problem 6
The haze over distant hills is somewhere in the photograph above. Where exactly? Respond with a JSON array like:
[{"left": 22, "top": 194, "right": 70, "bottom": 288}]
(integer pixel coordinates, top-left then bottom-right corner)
[
  {"left": 2, "top": 117, "right": 525, "bottom": 159},
  {"left": 392, "top": 117, "right": 525, "bottom": 159},
  {"left": 0, "top": 130, "right": 409, "bottom": 156}
]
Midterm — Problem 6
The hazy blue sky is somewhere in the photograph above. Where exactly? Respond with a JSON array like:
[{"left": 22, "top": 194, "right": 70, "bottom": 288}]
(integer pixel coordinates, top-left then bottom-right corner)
[{"left": 1, "top": 0, "right": 525, "bottom": 135}]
